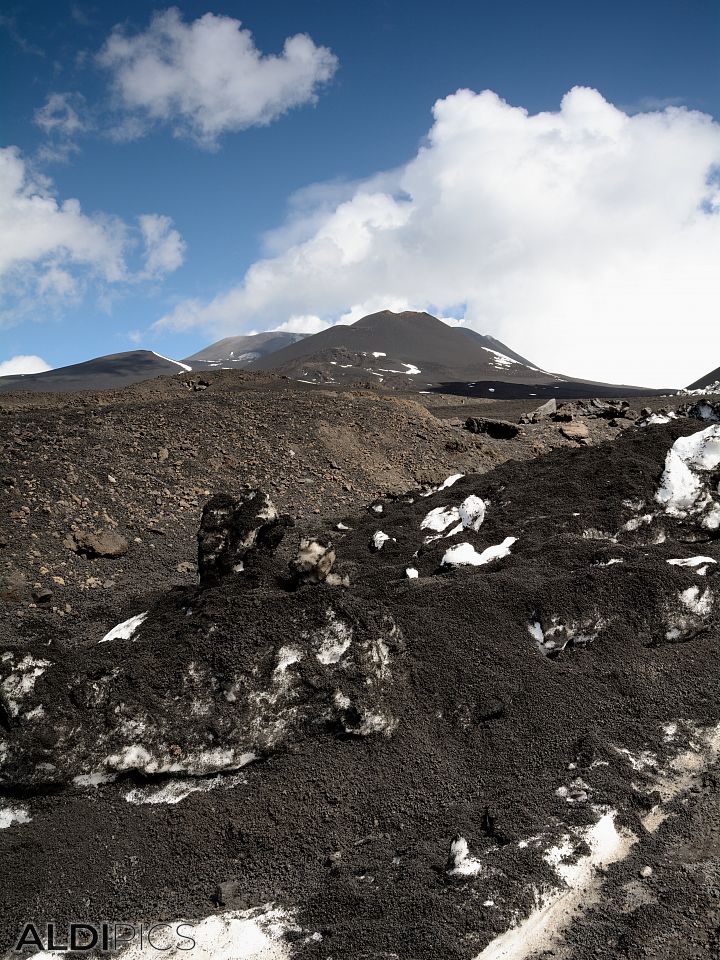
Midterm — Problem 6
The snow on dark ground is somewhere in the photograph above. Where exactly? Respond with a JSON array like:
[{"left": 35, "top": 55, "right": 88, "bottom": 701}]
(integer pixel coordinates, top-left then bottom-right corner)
[{"left": 1, "top": 403, "right": 720, "bottom": 959}]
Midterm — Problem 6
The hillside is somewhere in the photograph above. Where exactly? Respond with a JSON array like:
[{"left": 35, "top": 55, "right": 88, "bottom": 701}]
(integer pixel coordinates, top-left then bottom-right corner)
[
  {"left": 183, "top": 331, "right": 307, "bottom": 371},
  {"left": 0, "top": 350, "right": 189, "bottom": 394}
]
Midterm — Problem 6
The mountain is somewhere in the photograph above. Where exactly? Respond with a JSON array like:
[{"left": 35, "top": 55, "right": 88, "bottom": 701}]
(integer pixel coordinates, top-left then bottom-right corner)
[
  {"left": 0, "top": 350, "right": 190, "bottom": 394},
  {"left": 0, "top": 312, "right": 664, "bottom": 397},
  {"left": 687, "top": 365, "right": 720, "bottom": 391},
  {"left": 251, "top": 309, "right": 551, "bottom": 386},
  {"left": 253, "top": 309, "right": 659, "bottom": 397},
  {"left": 182, "top": 331, "right": 307, "bottom": 371}
]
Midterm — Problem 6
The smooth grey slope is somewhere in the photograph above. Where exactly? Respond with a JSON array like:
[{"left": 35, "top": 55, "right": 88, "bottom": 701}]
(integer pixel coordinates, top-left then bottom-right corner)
[
  {"left": 183, "top": 332, "right": 307, "bottom": 370},
  {"left": 0, "top": 351, "right": 188, "bottom": 394}
]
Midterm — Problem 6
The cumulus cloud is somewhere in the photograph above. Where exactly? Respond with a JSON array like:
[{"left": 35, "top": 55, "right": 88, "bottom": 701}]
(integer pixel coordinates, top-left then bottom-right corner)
[
  {"left": 97, "top": 8, "right": 338, "bottom": 147},
  {"left": 156, "top": 87, "right": 720, "bottom": 387},
  {"left": 139, "top": 213, "right": 186, "bottom": 277},
  {"left": 0, "top": 355, "right": 52, "bottom": 376},
  {"left": 0, "top": 147, "right": 185, "bottom": 325}
]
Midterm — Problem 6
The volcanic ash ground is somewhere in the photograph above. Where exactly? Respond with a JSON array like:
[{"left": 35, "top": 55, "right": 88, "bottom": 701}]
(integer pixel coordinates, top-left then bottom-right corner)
[{"left": 1, "top": 405, "right": 720, "bottom": 960}]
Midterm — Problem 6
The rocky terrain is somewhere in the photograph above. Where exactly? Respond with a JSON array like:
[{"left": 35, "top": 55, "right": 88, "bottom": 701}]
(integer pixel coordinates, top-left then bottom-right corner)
[{"left": 1, "top": 371, "right": 719, "bottom": 960}]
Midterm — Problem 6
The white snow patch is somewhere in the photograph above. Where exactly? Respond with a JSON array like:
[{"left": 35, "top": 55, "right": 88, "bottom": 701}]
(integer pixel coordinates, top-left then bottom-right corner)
[
  {"left": 405, "top": 567, "right": 419, "bottom": 579},
  {"left": 372, "top": 531, "right": 394, "bottom": 550},
  {"left": 447, "top": 836, "right": 485, "bottom": 877},
  {"left": 421, "top": 496, "right": 486, "bottom": 539},
  {"left": 475, "top": 811, "right": 634, "bottom": 960},
  {"left": 315, "top": 610, "right": 352, "bottom": 665},
  {"left": 481, "top": 347, "right": 520, "bottom": 368},
  {"left": 442, "top": 537, "right": 516, "bottom": 567},
  {"left": 111, "top": 906, "right": 297, "bottom": 960},
  {"left": 151, "top": 351, "right": 192, "bottom": 372},
  {"left": 680, "top": 585, "right": 713, "bottom": 616},
  {"left": 103, "top": 745, "right": 257, "bottom": 777},
  {"left": 402, "top": 363, "right": 421, "bottom": 375},
  {"left": 371, "top": 351, "right": 386, "bottom": 357},
  {"left": 99, "top": 611, "right": 149, "bottom": 643},
  {"left": 655, "top": 425, "right": 720, "bottom": 529},
  {"left": 1, "top": 655, "right": 50, "bottom": 716},
  {"left": 0, "top": 806, "right": 31, "bottom": 829},
  {"left": 667, "top": 556, "right": 716, "bottom": 574},
  {"left": 125, "top": 771, "right": 247, "bottom": 805}
]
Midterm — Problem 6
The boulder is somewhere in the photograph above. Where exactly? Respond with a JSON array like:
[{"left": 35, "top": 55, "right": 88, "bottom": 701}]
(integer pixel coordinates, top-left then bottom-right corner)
[
  {"left": 465, "top": 417, "right": 521, "bottom": 440},
  {"left": 560, "top": 422, "right": 590, "bottom": 443},
  {"left": 531, "top": 398, "right": 557, "bottom": 420},
  {"left": 72, "top": 530, "right": 128, "bottom": 558},
  {"left": 197, "top": 490, "right": 290, "bottom": 587}
]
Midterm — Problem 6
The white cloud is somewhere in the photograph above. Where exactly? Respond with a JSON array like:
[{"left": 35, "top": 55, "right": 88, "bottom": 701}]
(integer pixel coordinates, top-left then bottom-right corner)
[
  {"left": 156, "top": 87, "right": 720, "bottom": 388},
  {"left": 271, "top": 315, "right": 330, "bottom": 335},
  {"left": 139, "top": 213, "right": 186, "bottom": 277},
  {"left": 34, "top": 92, "right": 89, "bottom": 136},
  {"left": 0, "top": 355, "right": 52, "bottom": 376},
  {"left": 0, "top": 147, "right": 185, "bottom": 325},
  {"left": 97, "top": 8, "right": 338, "bottom": 147}
]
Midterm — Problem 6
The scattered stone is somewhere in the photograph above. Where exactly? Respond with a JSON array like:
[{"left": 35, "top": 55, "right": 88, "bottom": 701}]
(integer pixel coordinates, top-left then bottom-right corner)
[
  {"left": 560, "top": 421, "right": 590, "bottom": 443},
  {"left": 465, "top": 417, "right": 521, "bottom": 440},
  {"left": 531, "top": 398, "right": 557, "bottom": 420},
  {"left": 158, "top": 447, "right": 169, "bottom": 462},
  {"left": 71, "top": 530, "right": 129, "bottom": 558},
  {"left": 640, "top": 865, "right": 653, "bottom": 878},
  {"left": 31, "top": 587, "right": 53, "bottom": 604},
  {"left": 289, "top": 538, "right": 337, "bottom": 584}
]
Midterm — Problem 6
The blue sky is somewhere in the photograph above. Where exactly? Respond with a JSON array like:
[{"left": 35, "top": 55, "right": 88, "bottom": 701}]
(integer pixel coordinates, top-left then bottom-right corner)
[{"left": 1, "top": 0, "right": 718, "bottom": 385}]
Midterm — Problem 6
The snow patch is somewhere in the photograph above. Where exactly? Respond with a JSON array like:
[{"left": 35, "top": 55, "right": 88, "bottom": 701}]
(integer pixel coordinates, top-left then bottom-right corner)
[
  {"left": 151, "top": 351, "right": 192, "bottom": 372},
  {"left": 442, "top": 537, "right": 516, "bottom": 567},
  {"left": 371, "top": 531, "right": 394, "bottom": 550},
  {"left": 0, "top": 806, "right": 31, "bottom": 829},
  {"left": 655, "top": 425, "right": 720, "bottom": 529},
  {"left": 99, "top": 611, "right": 149, "bottom": 644}
]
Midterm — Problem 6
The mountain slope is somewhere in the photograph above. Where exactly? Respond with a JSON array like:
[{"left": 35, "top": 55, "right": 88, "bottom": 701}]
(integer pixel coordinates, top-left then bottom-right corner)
[
  {"left": 183, "top": 331, "right": 307, "bottom": 371},
  {"left": 253, "top": 310, "right": 659, "bottom": 396},
  {"left": 253, "top": 310, "right": 548, "bottom": 383},
  {"left": 0, "top": 351, "right": 190, "bottom": 394},
  {"left": 687, "top": 365, "right": 720, "bottom": 391}
]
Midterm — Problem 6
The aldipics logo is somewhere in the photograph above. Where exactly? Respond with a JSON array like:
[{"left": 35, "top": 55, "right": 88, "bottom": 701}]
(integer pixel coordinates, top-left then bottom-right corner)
[{"left": 14, "top": 922, "right": 197, "bottom": 953}]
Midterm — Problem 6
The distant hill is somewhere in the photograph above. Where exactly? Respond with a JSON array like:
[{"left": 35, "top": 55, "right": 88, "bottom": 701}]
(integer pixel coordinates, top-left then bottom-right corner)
[
  {"left": 0, "top": 351, "right": 190, "bottom": 394},
  {"left": 183, "top": 332, "right": 307, "bottom": 371}
]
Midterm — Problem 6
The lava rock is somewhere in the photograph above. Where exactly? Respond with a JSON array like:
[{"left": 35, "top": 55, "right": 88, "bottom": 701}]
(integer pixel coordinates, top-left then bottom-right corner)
[
  {"left": 197, "top": 490, "right": 289, "bottom": 587},
  {"left": 465, "top": 417, "right": 521, "bottom": 440}
]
